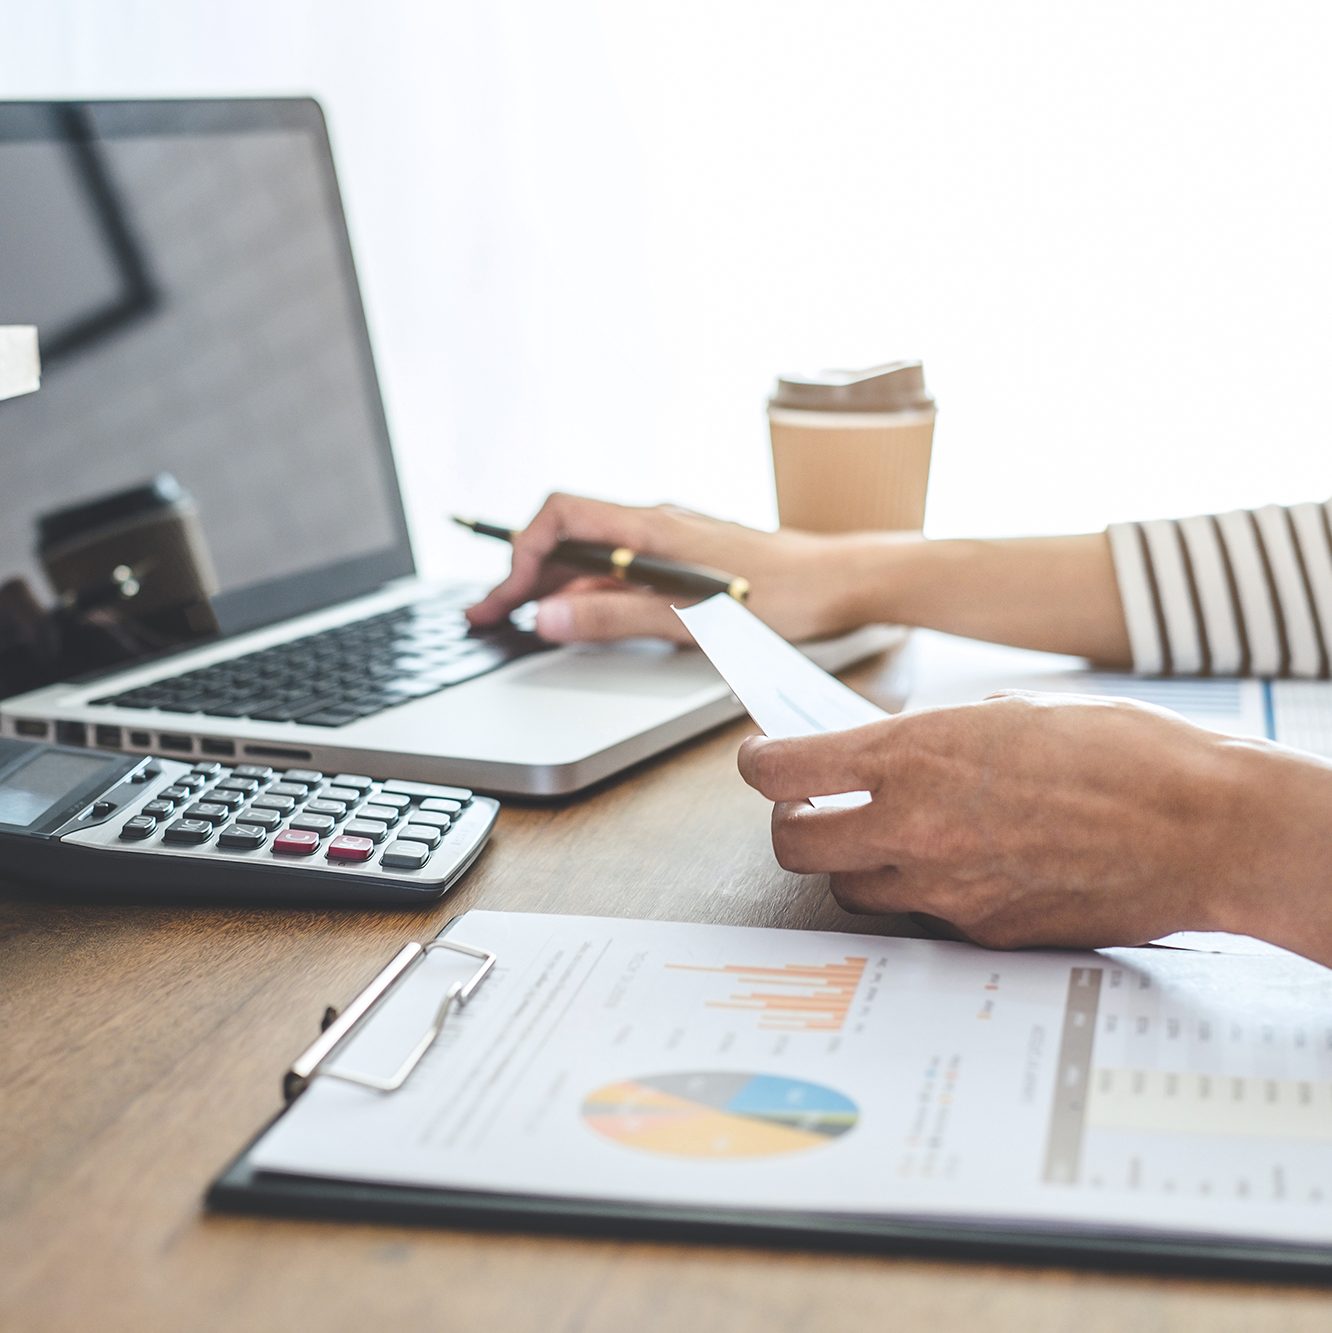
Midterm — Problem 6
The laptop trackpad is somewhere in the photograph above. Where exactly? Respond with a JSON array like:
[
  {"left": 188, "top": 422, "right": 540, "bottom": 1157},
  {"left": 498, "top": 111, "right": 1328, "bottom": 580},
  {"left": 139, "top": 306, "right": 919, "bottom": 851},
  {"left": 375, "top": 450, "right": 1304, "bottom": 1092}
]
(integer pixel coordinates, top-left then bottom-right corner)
[{"left": 513, "top": 642, "right": 720, "bottom": 697}]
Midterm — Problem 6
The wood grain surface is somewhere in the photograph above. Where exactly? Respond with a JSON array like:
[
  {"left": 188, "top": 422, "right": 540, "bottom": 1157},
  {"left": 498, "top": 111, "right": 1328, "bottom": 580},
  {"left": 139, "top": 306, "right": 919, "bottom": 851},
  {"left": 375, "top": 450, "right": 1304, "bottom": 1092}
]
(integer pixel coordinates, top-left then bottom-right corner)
[{"left": 1, "top": 651, "right": 1329, "bottom": 1332}]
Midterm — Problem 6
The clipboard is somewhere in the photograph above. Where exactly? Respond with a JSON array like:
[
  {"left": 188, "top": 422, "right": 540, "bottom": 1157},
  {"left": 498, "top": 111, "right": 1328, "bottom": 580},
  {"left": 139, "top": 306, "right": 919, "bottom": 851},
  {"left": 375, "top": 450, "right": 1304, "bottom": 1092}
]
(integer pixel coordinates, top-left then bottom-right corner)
[{"left": 207, "top": 915, "right": 1332, "bottom": 1281}]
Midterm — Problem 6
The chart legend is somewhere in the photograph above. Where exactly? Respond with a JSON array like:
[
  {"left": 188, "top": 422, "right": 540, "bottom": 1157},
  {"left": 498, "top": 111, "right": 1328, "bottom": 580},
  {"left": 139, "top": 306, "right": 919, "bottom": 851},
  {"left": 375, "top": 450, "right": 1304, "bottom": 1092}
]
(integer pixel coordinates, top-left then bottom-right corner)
[{"left": 666, "top": 956, "right": 868, "bottom": 1032}]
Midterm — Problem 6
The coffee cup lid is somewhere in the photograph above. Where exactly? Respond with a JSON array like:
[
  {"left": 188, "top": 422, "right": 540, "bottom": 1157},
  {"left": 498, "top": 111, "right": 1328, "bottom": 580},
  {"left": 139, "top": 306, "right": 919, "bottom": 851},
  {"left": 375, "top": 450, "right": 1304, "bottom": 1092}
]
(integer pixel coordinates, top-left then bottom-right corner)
[{"left": 769, "top": 360, "right": 933, "bottom": 413}]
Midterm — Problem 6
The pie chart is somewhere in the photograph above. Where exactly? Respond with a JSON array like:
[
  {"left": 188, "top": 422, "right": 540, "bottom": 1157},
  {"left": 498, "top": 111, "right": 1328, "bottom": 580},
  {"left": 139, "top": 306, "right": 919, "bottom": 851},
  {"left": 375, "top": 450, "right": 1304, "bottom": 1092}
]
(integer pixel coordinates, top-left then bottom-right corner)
[{"left": 581, "top": 1071, "right": 858, "bottom": 1159}]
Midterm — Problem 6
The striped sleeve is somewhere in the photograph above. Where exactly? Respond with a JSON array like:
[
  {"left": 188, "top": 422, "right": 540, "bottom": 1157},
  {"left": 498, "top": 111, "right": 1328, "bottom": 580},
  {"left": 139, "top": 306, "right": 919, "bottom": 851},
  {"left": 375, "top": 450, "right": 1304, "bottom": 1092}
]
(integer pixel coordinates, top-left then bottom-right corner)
[{"left": 1106, "top": 502, "right": 1332, "bottom": 678}]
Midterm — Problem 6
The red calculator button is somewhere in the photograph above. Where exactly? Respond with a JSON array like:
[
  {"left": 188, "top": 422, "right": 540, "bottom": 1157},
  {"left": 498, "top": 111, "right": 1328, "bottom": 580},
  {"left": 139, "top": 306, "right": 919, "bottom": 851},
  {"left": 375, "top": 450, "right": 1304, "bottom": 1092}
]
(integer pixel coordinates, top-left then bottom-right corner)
[
  {"left": 273, "top": 829, "right": 320, "bottom": 856},
  {"left": 327, "top": 835, "right": 374, "bottom": 862}
]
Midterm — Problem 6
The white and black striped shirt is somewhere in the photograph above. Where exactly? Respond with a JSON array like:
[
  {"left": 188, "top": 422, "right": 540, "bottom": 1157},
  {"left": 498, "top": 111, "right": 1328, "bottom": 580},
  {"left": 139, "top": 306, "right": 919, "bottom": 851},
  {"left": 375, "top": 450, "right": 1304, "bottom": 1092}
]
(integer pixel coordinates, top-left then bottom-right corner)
[{"left": 1108, "top": 503, "right": 1332, "bottom": 677}]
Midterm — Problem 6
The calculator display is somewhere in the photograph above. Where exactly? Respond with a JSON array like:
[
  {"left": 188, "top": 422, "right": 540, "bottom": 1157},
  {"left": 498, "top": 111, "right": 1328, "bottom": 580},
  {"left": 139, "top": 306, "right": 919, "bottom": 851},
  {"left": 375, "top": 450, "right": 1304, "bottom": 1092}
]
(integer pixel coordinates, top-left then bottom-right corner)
[{"left": 0, "top": 750, "right": 118, "bottom": 827}]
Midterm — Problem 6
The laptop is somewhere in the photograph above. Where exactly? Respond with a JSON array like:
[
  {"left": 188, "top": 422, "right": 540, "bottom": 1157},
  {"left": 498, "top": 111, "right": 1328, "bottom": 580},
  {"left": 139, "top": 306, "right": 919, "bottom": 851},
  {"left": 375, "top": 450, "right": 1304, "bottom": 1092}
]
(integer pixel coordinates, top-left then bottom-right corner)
[{"left": 0, "top": 98, "right": 891, "bottom": 795}]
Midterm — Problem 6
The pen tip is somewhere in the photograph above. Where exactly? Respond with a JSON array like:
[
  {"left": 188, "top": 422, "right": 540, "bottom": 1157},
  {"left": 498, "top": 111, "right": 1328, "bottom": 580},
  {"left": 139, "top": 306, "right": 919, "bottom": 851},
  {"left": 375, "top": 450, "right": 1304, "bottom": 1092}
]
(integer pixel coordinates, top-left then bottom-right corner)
[{"left": 451, "top": 516, "right": 476, "bottom": 531}]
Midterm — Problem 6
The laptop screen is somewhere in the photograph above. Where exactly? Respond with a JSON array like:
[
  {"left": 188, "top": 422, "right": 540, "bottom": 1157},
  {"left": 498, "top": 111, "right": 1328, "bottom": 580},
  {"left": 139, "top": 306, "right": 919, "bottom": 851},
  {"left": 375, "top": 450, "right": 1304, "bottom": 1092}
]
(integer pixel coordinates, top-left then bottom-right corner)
[{"left": 0, "top": 99, "right": 413, "bottom": 650}]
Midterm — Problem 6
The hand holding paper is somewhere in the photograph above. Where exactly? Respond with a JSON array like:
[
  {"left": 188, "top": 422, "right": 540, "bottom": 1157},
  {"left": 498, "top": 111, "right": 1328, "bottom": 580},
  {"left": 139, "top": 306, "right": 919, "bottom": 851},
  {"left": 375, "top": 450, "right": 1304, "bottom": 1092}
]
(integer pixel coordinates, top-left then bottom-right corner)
[{"left": 673, "top": 596, "right": 1329, "bottom": 963}]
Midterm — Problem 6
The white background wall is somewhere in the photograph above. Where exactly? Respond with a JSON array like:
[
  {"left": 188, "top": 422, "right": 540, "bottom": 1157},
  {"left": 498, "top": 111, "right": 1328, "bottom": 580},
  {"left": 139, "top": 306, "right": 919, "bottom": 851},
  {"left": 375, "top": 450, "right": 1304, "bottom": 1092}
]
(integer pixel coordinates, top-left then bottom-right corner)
[{"left": 4, "top": 0, "right": 1332, "bottom": 584}]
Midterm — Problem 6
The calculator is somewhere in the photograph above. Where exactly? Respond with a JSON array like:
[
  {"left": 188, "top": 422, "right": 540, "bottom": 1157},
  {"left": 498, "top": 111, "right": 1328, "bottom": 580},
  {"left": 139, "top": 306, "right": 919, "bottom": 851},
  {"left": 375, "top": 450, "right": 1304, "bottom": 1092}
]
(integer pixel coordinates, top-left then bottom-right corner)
[{"left": 0, "top": 738, "right": 498, "bottom": 905}]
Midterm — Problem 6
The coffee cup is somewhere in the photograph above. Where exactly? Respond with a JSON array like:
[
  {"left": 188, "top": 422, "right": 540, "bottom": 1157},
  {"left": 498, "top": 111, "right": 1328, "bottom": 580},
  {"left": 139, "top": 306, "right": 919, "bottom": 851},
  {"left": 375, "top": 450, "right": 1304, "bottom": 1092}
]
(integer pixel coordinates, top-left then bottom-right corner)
[{"left": 767, "top": 361, "right": 936, "bottom": 533}]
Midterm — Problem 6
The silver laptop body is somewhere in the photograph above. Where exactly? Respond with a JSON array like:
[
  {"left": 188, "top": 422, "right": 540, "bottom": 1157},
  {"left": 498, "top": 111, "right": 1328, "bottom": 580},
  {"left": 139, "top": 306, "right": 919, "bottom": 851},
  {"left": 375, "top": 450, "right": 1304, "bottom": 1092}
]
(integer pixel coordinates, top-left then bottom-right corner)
[{"left": 0, "top": 97, "right": 892, "bottom": 795}]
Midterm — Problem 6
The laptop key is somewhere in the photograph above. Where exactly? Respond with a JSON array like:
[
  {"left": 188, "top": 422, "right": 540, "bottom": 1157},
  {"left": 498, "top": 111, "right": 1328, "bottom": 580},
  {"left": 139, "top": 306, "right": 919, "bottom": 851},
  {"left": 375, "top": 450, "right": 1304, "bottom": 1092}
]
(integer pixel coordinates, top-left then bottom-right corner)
[{"left": 298, "top": 711, "right": 361, "bottom": 728}]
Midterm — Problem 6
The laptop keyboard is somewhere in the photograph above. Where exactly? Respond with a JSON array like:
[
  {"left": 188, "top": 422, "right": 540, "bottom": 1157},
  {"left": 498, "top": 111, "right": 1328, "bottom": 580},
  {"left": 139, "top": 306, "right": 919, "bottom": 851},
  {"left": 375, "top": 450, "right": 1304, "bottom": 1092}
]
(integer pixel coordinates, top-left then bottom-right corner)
[{"left": 91, "top": 596, "right": 549, "bottom": 728}]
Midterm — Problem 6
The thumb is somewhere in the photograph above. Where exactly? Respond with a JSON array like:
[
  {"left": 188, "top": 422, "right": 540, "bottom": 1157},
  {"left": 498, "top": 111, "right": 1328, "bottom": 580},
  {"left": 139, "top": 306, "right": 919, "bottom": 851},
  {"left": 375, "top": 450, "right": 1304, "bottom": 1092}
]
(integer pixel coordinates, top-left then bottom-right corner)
[{"left": 535, "top": 589, "right": 694, "bottom": 644}]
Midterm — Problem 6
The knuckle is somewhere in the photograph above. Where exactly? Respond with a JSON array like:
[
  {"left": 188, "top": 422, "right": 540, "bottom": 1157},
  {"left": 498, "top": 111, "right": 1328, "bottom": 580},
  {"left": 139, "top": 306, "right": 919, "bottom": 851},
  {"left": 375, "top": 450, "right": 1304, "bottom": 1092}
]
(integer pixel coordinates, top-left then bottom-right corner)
[
  {"left": 829, "top": 872, "right": 877, "bottom": 914},
  {"left": 770, "top": 817, "right": 808, "bottom": 873}
]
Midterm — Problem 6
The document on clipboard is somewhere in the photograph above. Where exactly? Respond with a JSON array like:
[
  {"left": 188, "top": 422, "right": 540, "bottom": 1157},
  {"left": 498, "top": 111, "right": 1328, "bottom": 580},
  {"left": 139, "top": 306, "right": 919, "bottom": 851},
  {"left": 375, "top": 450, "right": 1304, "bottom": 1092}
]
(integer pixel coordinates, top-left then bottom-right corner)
[{"left": 211, "top": 910, "right": 1332, "bottom": 1275}]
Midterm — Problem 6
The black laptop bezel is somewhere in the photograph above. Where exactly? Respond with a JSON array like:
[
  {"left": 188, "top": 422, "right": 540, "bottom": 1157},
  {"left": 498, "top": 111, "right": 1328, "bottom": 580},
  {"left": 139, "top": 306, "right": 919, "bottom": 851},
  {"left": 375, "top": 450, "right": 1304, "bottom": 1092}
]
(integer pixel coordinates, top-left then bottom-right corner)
[{"left": 0, "top": 96, "right": 417, "bottom": 645}]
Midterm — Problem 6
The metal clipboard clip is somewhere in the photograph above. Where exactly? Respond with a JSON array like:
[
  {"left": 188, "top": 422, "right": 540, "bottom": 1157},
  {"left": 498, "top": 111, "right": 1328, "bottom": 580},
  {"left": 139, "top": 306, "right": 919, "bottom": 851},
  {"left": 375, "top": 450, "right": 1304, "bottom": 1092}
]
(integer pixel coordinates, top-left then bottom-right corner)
[{"left": 284, "top": 938, "right": 496, "bottom": 1101}]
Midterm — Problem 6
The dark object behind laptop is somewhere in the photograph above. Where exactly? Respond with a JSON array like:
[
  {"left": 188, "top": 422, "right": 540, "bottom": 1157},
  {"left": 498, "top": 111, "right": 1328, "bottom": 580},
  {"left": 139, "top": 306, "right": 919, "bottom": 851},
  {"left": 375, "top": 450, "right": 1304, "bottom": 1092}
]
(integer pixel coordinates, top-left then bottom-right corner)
[
  {"left": 38, "top": 472, "right": 219, "bottom": 640},
  {"left": 0, "top": 475, "right": 219, "bottom": 697}
]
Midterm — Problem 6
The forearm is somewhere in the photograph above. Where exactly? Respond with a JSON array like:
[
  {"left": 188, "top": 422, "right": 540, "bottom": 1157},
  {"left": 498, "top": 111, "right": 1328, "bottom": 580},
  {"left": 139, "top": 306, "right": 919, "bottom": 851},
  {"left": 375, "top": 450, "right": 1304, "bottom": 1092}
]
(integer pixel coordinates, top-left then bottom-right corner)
[{"left": 838, "top": 532, "right": 1132, "bottom": 664}]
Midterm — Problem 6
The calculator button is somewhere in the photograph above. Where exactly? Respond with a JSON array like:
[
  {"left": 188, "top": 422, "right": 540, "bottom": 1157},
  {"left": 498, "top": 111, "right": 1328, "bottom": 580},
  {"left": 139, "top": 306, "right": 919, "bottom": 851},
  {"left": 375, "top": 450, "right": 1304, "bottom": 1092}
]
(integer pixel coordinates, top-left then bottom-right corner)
[
  {"left": 160, "top": 785, "right": 191, "bottom": 802},
  {"left": 234, "top": 765, "right": 274, "bottom": 780},
  {"left": 366, "top": 791, "right": 411, "bottom": 811},
  {"left": 398, "top": 822, "right": 442, "bottom": 849},
  {"left": 216, "top": 776, "right": 260, "bottom": 794},
  {"left": 420, "top": 798, "right": 463, "bottom": 815},
  {"left": 209, "top": 788, "right": 245, "bottom": 809},
  {"left": 236, "top": 806, "right": 282, "bottom": 830},
  {"left": 90, "top": 799, "right": 117, "bottom": 819},
  {"left": 273, "top": 829, "right": 320, "bottom": 856},
  {"left": 218, "top": 824, "right": 268, "bottom": 850},
  {"left": 186, "top": 801, "right": 230, "bottom": 824},
  {"left": 381, "top": 839, "right": 430, "bottom": 870},
  {"left": 191, "top": 762, "right": 224, "bottom": 777},
  {"left": 289, "top": 813, "right": 336, "bottom": 835},
  {"left": 143, "top": 799, "right": 176, "bottom": 818},
  {"left": 343, "top": 819, "right": 388, "bottom": 843},
  {"left": 120, "top": 815, "right": 156, "bottom": 840},
  {"left": 381, "top": 779, "right": 472, "bottom": 803},
  {"left": 251, "top": 794, "right": 296, "bottom": 813},
  {"left": 406, "top": 811, "right": 452, "bottom": 832},
  {"left": 305, "top": 798, "right": 348, "bottom": 818},
  {"left": 267, "top": 781, "right": 310, "bottom": 800},
  {"left": 331, "top": 773, "right": 373, "bottom": 791},
  {"left": 360, "top": 803, "right": 402, "bottom": 825},
  {"left": 327, "top": 835, "right": 374, "bottom": 862},
  {"left": 163, "top": 818, "right": 213, "bottom": 844},
  {"left": 177, "top": 774, "right": 209, "bottom": 792},
  {"left": 282, "top": 769, "right": 324, "bottom": 786},
  {"left": 141, "top": 762, "right": 163, "bottom": 779},
  {"left": 320, "top": 785, "right": 363, "bottom": 804}
]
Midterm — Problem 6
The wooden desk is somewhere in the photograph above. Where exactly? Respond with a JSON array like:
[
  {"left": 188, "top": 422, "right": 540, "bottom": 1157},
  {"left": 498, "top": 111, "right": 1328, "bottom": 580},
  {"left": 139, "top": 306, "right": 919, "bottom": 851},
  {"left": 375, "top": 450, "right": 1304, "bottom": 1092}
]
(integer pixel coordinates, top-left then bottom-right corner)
[{"left": 1, "top": 655, "right": 1328, "bottom": 1332}]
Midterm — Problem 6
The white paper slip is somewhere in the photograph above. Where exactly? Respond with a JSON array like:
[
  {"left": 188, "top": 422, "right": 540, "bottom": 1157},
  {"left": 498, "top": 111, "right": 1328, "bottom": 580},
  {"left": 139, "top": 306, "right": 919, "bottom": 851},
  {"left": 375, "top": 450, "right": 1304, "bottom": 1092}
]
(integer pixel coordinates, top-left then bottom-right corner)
[
  {"left": 0, "top": 326, "right": 40, "bottom": 401},
  {"left": 673, "top": 594, "right": 888, "bottom": 806}
]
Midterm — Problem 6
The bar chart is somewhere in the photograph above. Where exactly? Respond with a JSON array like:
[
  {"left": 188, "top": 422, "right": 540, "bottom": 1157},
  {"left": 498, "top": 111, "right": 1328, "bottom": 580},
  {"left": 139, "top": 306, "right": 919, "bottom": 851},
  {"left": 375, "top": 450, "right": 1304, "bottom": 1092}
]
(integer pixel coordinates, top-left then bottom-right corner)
[{"left": 666, "top": 956, "right": 868, "bottom": 1032}]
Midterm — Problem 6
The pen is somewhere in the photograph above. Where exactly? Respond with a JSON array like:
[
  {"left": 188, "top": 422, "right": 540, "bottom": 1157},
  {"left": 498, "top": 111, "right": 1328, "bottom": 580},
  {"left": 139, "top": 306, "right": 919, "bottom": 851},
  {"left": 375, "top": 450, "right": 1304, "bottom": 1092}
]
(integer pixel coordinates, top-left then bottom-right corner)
[{"left": 452, "top": 516, "right": 750, "bottom": 603}]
